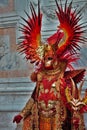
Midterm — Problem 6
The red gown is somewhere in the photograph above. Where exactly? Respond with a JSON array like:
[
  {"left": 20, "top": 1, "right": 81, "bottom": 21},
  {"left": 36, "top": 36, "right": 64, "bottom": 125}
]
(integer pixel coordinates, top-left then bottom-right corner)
[{"left": 20, "top": 68, "right": 86, "bottom": 130}]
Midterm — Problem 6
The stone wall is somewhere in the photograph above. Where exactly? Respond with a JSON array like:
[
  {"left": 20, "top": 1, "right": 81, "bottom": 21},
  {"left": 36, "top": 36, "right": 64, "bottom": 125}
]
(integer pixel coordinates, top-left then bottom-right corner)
[
  {"left": 0, "top": 77, "right": 34, "bottom": 130},
  {"left": 0, "top": 0, "right": 87, "bottom": 130}
]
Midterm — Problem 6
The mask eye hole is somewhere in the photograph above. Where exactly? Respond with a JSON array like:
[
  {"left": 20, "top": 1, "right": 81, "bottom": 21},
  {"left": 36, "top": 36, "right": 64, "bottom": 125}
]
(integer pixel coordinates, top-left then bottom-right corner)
[{"left": 48, "top": 57, "right": 53, "bottom": 60}]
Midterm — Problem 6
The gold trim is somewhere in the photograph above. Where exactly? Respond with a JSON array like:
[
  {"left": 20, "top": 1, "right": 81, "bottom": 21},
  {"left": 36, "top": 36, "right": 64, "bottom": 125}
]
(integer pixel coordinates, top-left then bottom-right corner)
[{"left": 44, "top": 67, "right": 61, "bottom": 76}]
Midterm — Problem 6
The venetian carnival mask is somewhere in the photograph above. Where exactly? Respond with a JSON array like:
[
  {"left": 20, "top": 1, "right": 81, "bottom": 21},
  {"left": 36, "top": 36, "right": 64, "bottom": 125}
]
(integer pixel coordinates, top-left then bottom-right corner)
[{"left": 43, "top": 45, "right": 56, "bottom": 69}]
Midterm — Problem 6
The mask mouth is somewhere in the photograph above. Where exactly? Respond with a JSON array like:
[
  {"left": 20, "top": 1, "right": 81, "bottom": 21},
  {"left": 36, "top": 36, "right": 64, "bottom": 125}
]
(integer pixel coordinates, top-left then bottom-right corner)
[{"left": 45, "top": 60, "right": 52, "bottom": 67}]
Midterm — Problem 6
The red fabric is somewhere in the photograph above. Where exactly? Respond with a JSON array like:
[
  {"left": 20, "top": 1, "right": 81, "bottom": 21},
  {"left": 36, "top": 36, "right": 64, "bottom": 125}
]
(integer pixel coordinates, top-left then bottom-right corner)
[
  {"left": 42, "top": 77, "right": 56, "bottom": 90},
  {"left": 13, "top": 114, "right": 23, "bottom": 124},
  {"left": 47, "top": 30, "right": 64, "bottom": 45},
  {"left": 80, "top": 105, "right": 87, "bottom": 113},
  {"left": 38, "top": 77, "right": 57, "bottom": 106},
  {"left": 38, "top": 91, "right": 57, "bottom": 106},
  {"left": 72, "top": 117, "right": 79, "bottom": 129}
]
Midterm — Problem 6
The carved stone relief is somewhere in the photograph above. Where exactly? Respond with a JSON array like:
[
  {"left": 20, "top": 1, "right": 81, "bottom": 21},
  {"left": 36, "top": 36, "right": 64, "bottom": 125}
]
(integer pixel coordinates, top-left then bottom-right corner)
[
  {"left": 0, "top": 35, "right": 9, "bottom": 59},
  {"left": 0, "top": 35, "right": 26, "bottom": 70},
  {"left": 41, "top": 1, "right": 87, "bottom": 22}
]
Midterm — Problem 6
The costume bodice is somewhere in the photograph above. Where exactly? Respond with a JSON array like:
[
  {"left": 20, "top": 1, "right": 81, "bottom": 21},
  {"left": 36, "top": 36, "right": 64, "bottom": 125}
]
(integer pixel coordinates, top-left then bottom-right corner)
[{"left": 37, "top": 70, "right": 64, "bottom": 117}]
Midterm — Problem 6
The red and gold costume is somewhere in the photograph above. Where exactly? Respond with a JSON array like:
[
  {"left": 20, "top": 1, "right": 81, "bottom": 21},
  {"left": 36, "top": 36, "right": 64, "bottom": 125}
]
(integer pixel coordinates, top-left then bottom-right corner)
[{"left": 13, "top": 0, "right": 87, "bottom": 130}]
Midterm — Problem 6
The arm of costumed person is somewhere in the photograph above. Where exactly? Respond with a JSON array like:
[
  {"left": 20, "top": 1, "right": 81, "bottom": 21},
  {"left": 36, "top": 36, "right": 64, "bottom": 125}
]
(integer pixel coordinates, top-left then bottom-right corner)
[{"left": 13, "top": 0, "right": 42, "bottom": 125}]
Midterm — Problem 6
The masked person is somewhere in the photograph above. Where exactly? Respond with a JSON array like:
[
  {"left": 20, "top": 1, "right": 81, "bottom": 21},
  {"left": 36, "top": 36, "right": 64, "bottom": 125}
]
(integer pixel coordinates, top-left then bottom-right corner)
[{"left": 13, "top": 0, "right": 87, "bottom": 130}]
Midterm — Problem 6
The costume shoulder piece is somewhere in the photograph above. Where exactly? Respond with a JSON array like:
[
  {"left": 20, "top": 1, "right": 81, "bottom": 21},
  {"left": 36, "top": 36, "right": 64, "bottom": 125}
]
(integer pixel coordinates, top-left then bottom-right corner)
[{"left": 64, "top": 69, "right": 86, "bottom": 83}]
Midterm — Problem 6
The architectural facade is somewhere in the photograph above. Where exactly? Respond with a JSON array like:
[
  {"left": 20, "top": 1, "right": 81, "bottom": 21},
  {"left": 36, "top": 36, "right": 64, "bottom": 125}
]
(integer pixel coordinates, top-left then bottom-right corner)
[{"left": 0, "top": 0, "right": 87, "bottom": 130}]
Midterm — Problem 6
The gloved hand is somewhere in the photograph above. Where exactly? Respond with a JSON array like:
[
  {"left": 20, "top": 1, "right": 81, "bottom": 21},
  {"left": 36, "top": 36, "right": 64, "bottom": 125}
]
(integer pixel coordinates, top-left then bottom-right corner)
[{"left": 13, "top": 114, "right": 23, "bottom": 124}]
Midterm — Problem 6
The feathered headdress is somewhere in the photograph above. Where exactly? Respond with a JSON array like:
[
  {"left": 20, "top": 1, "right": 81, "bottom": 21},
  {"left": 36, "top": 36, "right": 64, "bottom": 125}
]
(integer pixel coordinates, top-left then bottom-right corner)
[{"left": 18, "top": 0, "right": 87, "bottom": 69}]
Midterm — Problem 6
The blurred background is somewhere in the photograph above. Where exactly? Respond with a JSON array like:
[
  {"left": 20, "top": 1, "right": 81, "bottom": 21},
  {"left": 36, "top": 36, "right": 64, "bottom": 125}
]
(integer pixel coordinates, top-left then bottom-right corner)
[{"left": 0, "top": 0, "right": 87, "bottom": 130}]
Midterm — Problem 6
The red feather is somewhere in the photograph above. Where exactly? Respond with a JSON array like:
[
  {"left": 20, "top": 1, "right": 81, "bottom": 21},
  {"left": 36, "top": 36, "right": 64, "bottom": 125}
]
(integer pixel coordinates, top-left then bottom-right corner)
[
  {"left": 18, "top": 0, "right": 42, "bottom": 63},
  {"left": 55, "top": 0, "right": 86, "bottom": 55},
  {"left": 64, "top": 69, "right": 86, "bottom": 83}
]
